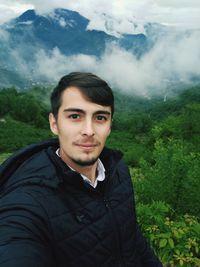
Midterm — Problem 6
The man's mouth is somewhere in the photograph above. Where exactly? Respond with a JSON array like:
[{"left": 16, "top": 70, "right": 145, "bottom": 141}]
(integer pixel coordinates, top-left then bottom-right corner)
[
  {"left": 76, "top": 143, "right": 97, "bottom": 147},
  {"left": 74, "top": 142, "right": 99, "bottom": 150}
]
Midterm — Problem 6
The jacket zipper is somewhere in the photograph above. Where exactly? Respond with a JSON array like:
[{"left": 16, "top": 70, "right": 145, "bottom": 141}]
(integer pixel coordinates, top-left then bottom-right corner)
[{"left": 85, "top": 159, "right": 125, "bottom": 266}]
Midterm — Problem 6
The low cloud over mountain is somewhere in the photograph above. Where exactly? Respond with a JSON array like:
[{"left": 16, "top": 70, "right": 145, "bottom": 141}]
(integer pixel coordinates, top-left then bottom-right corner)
[{"left": 0, "top": 8, "right": 200, "bottom": 96}]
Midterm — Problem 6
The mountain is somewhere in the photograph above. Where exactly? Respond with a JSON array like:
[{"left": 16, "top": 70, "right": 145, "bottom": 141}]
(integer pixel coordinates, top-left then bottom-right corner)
[
  {"left": 4, "top": 9, "right": 115, "bottom": 56},
  {"left": 5, "top": 9, "right": 151, "bottom": 55},
  {"left": 0, "top": 8, "right": 166, "bottom": 88}
]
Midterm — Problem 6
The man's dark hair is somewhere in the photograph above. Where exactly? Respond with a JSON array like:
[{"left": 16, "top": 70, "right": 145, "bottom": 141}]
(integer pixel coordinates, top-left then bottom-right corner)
[{"left": 50, "top": 72, "right": 114, "bottom": 118}]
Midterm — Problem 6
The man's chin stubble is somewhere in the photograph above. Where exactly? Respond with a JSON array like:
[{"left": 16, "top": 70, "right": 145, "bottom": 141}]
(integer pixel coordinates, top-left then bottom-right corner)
[{"left": 72, "top": 157, "right": 98, "bottom": 167}]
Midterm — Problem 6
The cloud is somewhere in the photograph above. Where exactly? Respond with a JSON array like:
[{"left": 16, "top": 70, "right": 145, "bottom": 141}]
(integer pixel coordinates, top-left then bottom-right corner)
[
  {"left": 0, "top": 0, "right": 200, "bottom": 96},
  {"left": 33, "top": 48, "right": 98, "bottom": 81},
  {"left": 0, "top": 28, "right": 10, "bottom": 42},
  {"left": 32, "top": 0, "right": 200, "bottom": 35},
  {"left": 156, "top": 0, "right": 200, "bottom": 8},
  {"left": 0, "top": 2, "right": 33, "bottom": 24},
  {"left": 98, "top": 31, "right": 200, "bottom": 95},
  {"left": 30, "top": 29, "right": 200, "bottom": 96},
  {"left": 0, "top": 0, "right": 200, "bottom": 33}
]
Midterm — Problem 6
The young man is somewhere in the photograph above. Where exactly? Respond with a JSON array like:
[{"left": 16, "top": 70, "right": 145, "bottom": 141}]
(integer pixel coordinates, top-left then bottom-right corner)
[{"left": 0, "top": 72, "right": 162, "bottom": 267}]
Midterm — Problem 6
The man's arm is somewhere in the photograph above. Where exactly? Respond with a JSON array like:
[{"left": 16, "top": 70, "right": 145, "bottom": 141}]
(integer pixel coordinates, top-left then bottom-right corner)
[{"left": 0, "top": 188, "right": 56, "bottom": 267}]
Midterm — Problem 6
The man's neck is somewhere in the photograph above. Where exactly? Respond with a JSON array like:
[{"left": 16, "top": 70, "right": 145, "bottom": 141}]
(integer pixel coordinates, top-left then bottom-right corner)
[
  {"left": 73, "top": 163, "right": 98, "bottom": 185},
  {"left": 63, "top": 157, "right": 97, "bottom": 184}
]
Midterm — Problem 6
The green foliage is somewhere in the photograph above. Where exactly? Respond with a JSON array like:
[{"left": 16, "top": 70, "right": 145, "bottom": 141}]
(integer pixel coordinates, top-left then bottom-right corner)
[
  {"left": 0, "top": 88, "right": 49, "bottom": 128},
  {"left": 148, "top": 98, "right": 182, "bottom": 121},
  {"left": 133, "top": 139, "right": 200, "bottom": 216},
  {"left": 114, "top": 91, "right": 152, "bottom": 113},
  {"left": 137, "top": 201, "right": 200, "bottom": 267},
  {"left": 0, "top": 153, "right": 11, "bottom": 164},
  {"left": 151, "top": 115, "right": 181, "bottom": 140},
  {"left": 151, "top": 103, "right": 200, "bottom": 150},
  {"left": 148, "top": 85, "right": 200, "bottom": 121},
  {"left": 180, "top": 103, "right": 200, "bottom": 142},
  {"left": 29, "top": 86, "right": 51, "bottom": 107},
  {"left": 178, "top": 86, "right": 200, "bottom": 105},
  {"left": 0, "top": 117, "right": 52, "bottom": 153},
  {"left": 113, "top": 112, "right": 152, "bottom": 135},
  {"left": 106, "top": 131, "right": 151, "bottom": 166}
]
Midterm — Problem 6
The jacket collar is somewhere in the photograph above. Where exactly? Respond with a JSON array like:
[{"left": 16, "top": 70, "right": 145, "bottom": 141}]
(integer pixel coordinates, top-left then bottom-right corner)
[
  {"left": 0, "top": 138, "right": 123, "bottom": 191},
  {"left": 46, "top": 145, "right": 123, "bottom": 188}
]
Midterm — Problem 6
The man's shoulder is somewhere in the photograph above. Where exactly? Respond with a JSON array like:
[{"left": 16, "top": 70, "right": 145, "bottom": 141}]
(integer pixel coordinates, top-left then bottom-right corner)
[{"left": 0, "top": 139, "right": 59, "bottom": 189}]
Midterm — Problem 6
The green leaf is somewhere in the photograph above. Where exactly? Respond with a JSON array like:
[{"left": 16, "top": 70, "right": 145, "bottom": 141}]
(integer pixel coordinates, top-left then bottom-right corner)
[
  {"left": 159, "top": 238, "right": 168, "bottom": 248},
  {"left": 180, "top": 259, "right": 184, "bottom": 266},
  {"left": 168, "top": 238, "right": 174, "bottom": 248}
]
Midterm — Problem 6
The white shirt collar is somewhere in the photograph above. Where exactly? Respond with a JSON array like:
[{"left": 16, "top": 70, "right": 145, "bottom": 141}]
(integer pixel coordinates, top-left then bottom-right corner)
[{"left": 56, "top": 148, "right": 105, "bottom": 188}]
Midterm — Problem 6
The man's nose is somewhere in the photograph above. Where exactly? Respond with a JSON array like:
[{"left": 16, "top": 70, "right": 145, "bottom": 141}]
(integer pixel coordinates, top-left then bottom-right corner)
[{"left": 81, "top": 119, "right": 95, "bottom": 136}]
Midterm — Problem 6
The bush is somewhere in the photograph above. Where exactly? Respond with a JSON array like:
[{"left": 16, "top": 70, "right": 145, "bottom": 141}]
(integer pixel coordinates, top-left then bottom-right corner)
[
  {"left": 137, "top": 201, "right": 200, "bottom": 267},
  {"left": 150, "top": 103, "right": 200, "bottom": 152},
  {"left": 133, "top": 139, "right": 200, "bottom": 217}
]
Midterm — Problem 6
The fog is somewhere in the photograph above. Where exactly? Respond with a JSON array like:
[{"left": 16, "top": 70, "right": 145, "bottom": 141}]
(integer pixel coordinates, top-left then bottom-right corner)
[
  {"left": 0, "top": 28, "right": 9, "bottom": 42},
  {"left": 0, "top": 6, "right": 200, "bottom": 96},
  {"left": 1, "top": 0, "right": 200, "bottom": 33},
  {"left": 29, "top": 29, "right": 200, "bottom": 96}
]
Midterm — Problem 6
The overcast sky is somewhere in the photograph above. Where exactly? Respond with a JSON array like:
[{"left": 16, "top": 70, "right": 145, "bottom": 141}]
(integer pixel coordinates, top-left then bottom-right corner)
[{"left": 0, "top": 0, "right": 200, "bottom": 33}]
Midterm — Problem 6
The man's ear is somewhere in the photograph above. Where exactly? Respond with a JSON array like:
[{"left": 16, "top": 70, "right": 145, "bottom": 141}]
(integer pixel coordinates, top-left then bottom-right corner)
[{"left": 49, "top": 113, "right": 58, "bottom": 135}]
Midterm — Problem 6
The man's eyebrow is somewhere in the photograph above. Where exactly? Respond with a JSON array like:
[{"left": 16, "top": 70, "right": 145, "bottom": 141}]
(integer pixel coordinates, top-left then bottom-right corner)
[
  {"left": 63, "top": 108, "right": 111, "bottom": 115},
  {"left": 94, "top": 110, "right": 111, "bottom": 115},
  {"left": 63, "top": 108, "right": 85, "bottom": 113}
]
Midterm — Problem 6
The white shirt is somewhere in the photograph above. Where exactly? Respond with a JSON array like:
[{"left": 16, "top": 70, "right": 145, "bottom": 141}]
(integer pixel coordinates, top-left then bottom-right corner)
[{"left": 56, "top": 148, "right": 105, "bottom": 188}]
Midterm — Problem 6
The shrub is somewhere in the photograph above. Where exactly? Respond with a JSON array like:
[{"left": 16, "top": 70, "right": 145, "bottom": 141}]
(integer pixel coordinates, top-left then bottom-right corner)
[
  {"left": 133, "top": 139, "right": 200, "bottom": 217},
  {"left": 137, "top": 201, "right": 200, "bottom": 267}
]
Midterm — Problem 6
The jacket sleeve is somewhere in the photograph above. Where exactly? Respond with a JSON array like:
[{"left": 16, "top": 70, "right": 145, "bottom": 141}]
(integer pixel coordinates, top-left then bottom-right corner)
[
  {"left": 0, "top": 188, "right": 56, "bottom": 267},
  {"left": 135, "top": 223, "right": 163, "bottom": 267}
]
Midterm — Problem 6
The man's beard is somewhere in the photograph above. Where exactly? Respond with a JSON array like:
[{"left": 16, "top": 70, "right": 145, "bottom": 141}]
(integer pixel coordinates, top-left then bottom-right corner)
[{"left": 71, "top": 157, "right": 98, "bottom": 167}]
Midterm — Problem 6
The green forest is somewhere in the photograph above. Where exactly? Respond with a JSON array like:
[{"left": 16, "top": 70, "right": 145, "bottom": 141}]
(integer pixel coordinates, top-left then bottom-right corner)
[{"left": 0, "top": 85, "right": 200, "bottom": 266}]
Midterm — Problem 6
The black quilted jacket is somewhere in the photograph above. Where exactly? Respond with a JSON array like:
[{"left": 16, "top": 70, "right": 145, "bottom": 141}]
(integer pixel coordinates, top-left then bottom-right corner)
[{"left": 0, "top": 139, "right": 162, "bottom": 267}]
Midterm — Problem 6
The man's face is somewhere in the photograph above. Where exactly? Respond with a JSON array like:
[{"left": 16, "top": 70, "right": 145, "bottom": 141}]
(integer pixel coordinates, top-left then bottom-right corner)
[{"left": 49, "top": 86, "right": 112, "bottom": 169}]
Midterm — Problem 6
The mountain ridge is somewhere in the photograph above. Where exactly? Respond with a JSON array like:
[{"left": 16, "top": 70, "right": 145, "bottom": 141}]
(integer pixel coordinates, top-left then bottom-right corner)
[
  {"left": 0, "top": 8, "right": 150, "bottom": 88},
  {"left": 1, "top": 8, "right": 198, "bottom": 91}
]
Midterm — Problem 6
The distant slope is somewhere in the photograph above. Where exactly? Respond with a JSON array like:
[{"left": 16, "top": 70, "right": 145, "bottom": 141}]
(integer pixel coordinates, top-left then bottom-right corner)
[{"left": 0, "top": 8, "right": 149, "bottom": 89}]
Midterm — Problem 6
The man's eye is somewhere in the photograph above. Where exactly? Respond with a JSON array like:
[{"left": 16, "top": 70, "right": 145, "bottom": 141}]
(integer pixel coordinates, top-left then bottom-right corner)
[
  {"left": 96, "top": 115, "right": 107, "bottom": 121},
  {"left": 69, "top": 114, "right": 80, "bottom": 119}
]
